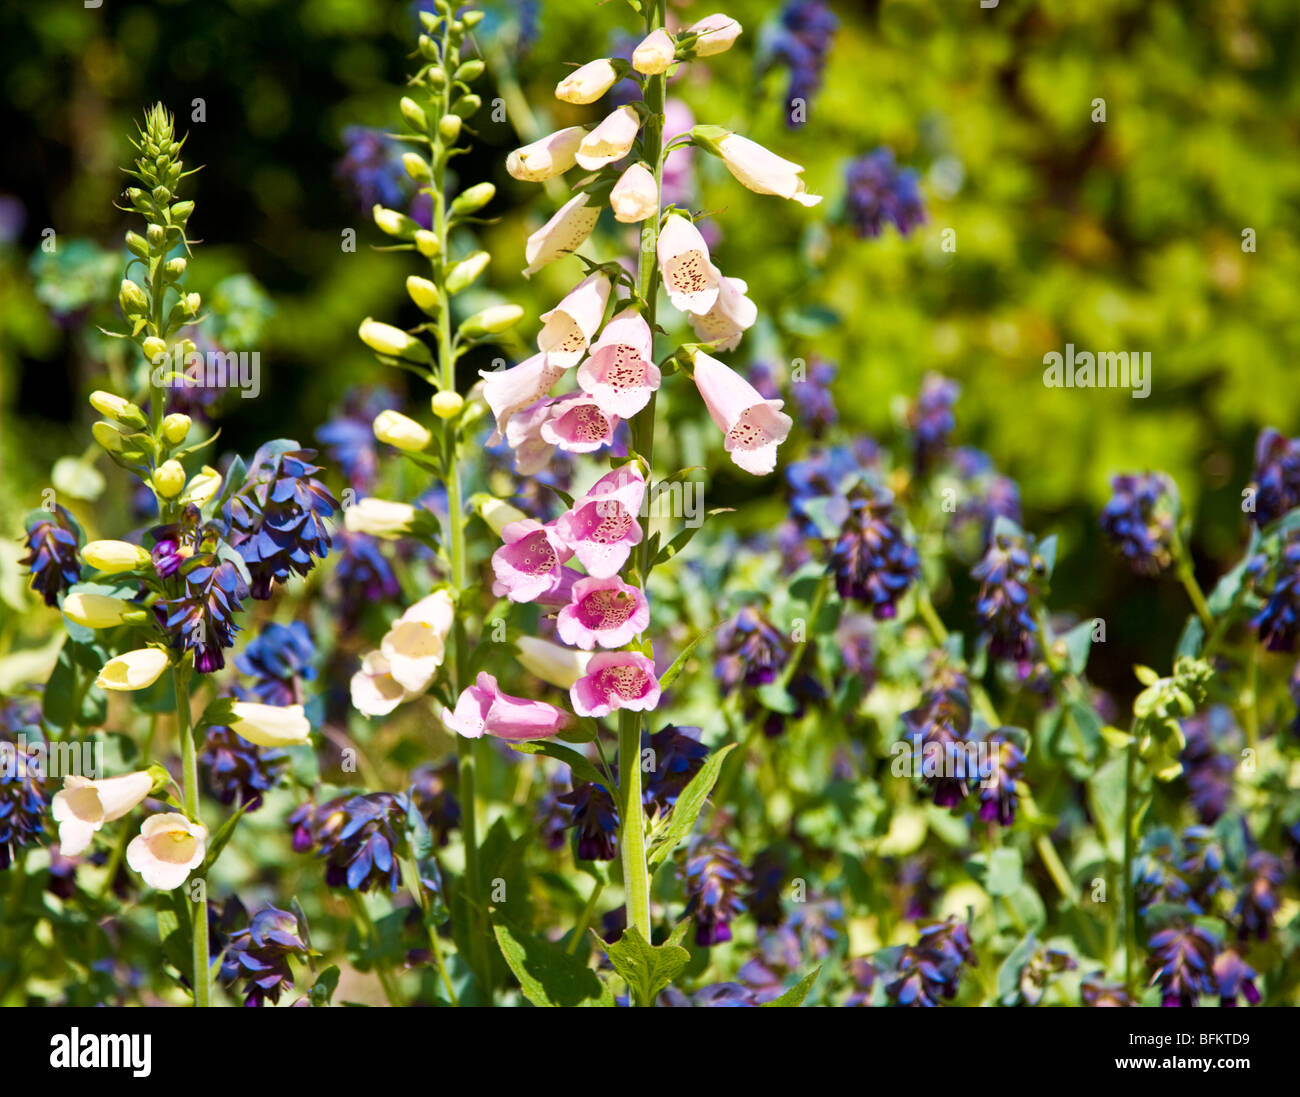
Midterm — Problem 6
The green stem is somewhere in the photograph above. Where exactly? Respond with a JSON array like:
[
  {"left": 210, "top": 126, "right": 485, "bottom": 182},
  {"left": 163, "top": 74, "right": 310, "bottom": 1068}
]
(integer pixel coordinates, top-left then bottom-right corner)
[
  {"left": 174, "top": 664, "right": 209, "bottom": 1008},
  {"left": 348, "top": 892, "right": 402, "bottom": 1006},
  {"left": 1121, "top": 736, "right": 1138, "bottom": 993},
  {"left": 568, "top": 879, "right": 605, "bottom": 956}
]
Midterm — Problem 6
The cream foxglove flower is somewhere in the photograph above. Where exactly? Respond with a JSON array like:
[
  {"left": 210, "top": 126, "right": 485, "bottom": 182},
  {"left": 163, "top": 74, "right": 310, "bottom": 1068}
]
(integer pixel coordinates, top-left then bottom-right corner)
[
  {"left": 344, "top": 498, "right": 418, "bottom": 539},
  {"left": 95, "top": 648, "right": 169, "bottom": 691},
  {"left": 555, "top": 58, "right": 620, "bottom": 104},
  {"left": 690, "top": 348, "right": 793, "bottom": 476},
  {"left": 694, "top": 127, "right": 822, "bottom": 206},
  {"left": 351, "top": 651, "right": 420, "bottom": 717},
  {"left": 538, "top": 272, "right": 612, "bottom": 368},
  {"left": 82, "top": 540, "right": 151, "bottom": 573},
  {"left": 684, "top": 13, "right": 742, "bottom": 56},
  {"left": 524, "top": 193, "right": 602, "bottom": 278},
  {"left": 516, "top": 636, "right": 592, "bottom": 689},
  {"left": 657, "top": 213, "right": 720, "bottom": 316},
  {"left": 610, "top": 163, "right": 658, "bottom": 223},
  {"left": 373, "top": 409, "right": 432, "bottom": 452},
  {"left": 126, "top": 813, "right": 207, "bottom": 891},
  {"left": 61, "top": 592, "right": 136, "bottom": 630},
  {"left": 179, "top": 465, "right": 222, "bottom": 506},
  {"left": 229, "top": 702, "right": 312, "bottom": 748},
  {"left": 633, "top": 28, "right": 676, "bottom": 74},
  {"left": 506, "top": 126, "right": 586, "bottom": 182},
  {"left": 688, "top": 275, "right": 757, "bottom": 351},
  {"left": 52, "top": 771, "right": 155, "bottom": 856},
  {"left": 380, "top": 590, "right": 455, "bottom": 692},
  {"left": 576, "top": 106, "right": 641, "bottom": 171}
]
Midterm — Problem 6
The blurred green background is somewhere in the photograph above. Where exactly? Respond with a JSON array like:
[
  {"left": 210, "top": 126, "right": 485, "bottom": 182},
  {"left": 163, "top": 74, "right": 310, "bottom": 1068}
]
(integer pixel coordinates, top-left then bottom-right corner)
[{"left": 2, "top": 0, "right": 1299, "bottom": 696}]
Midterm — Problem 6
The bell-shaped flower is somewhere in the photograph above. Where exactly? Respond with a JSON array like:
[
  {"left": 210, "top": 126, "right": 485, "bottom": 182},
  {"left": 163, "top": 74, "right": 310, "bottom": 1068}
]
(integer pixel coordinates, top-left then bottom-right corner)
[
  {"left": 577, "top": 308, "right": 660, "bottom": 418},
  {"left": 691, "top": 349, "right": 793, "bottom": 475},
  {"left": 351, "top": 650, "right": 421, "bottom": 717},
  {"left": 633, "top": 28, "right": 676, "bottom": 74},
  {"left": 525, "top": 193, "right": 602, "bottom": 278},
  {"left": 82, "top": 539, "right": 151, "bottom": 574},
  {"left": 554, "top": 466, "right": 646, "bottom": 578},
  {"left": 229, "top": 702, "right": 312, "bottom": 748},
  {"left": 688, "top": 275, "right": 757, "bottom": 351},
  {"left": 698, "top": 128, "right": 821, "bottom": 206},
  {"left": 52, "top": 771, "right": 155, "bottom": 855},
  {"left": 504, "top": 398, "right": 559, "bottom": 476},
  {"left": 491, "top": 520, "right": 575, "bottom": 604},
  {"left": 126, "top": 812, "right": 207, "bottom": 891},
  {"left": 539, "top": 393, "right": 620, "bottom": 455},
  {"left": 610, "top": 163, "right": 659, "bottom": 223},
  {"left": 343, "top": 498, "right": 417, "bottom": 539},
  {"left": 557, "top": 576, "right": 650, "bottom": 650},
  {"left": 657, "top": 213, "right": 720, "bottom": 315},
  {"left": 441, "top": 672, "right": 573, "bottom": 742},
  {"left": 517, "top": 637, "right": 592, "bottom": 689},
  {"left": 538, "top": 272, "right": 611, "bottom": 368},
  {"left": 62, "top": 592, "right": 136, "bottom": 629},
  {"left": 379, "top": 590, "right": 455, "bottom": 692},
  {"left": 95, "top": 648, "right": 169, "bottom": 691},
  {"left": 576, "top": 105, "right": 641, "bottom": 170},
  {"left": 684, "top": 13, "right": 743, "bottom": 57},
  {"left": 481, "top": 352, "right": 566, "bottom": 445},
  {"left": 507, "top": 126, "right": 586, "bottom": 182},
  {"left": 571, "top": 652, "right": 661, "bottom": 717},
  {"left": 555, "top": 58, "right": 621, "bottom": 104}
]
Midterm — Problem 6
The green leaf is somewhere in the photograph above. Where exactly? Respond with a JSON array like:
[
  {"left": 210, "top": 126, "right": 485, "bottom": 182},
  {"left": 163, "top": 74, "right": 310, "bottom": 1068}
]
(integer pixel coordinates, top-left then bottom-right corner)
[
  {"left": 592, "top": 924, "right": 689, "bottom": 1006},
  {"left": 760, "top": 966, "right": 822, "bottom": 1007},
  {"left": 971, "top": 847, "right": 1023, "bottom": 896},
  {"left": 996, "top": 933, "right": 1039, "bottom": 1002},
  {"left": 1175, "top": 615, "right": 1204, "bottom": 659},
  {"left": 199, "top": 799, "right": 251, "bottom": 874},
  {"left": 646, "top": 742, "right": 736, "bottom": 868},
  {"left": 492, "top": 923, "right": 614, "bottom": 1007},
  {"left": 652, "top": 509, "right": 734, "bottom": 567},
  {"left": 154, "top": 892, "right": 190, "bottom": 977},
  {"left": 755, "top": 683, "right": 797, "bottom": 714},
  {"left": 1060, "top": 619, "right": 1094, "bottom": 675},
  {"left": 657, "top": 620, "right": 723, "bottom": 692},
  {"left": 310, "top": 965, "right": 340, "bottom": 1007},
  {"left": 509, "top": 741, "right": 607, "bottom": 786}
]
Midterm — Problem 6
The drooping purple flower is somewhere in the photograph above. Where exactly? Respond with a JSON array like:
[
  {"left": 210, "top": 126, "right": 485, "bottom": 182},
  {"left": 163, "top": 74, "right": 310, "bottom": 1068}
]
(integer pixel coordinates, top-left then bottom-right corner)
[
  {"left": 1251, "top": 533, "right": 1300, "bottom": 652},
  {"left": 829, "top": 485, "right": 920, "bottom": 619},
  {"left": 224, "top": 444, "right": 338, "bottom": 600},
  {"left": 1012, "top": 945, "right": 1078, "bottom": 1006},
  {"left": 1100, "top": 473, "right": 1176, "bottom": 576},
  {"left": 771, "top": 0, "right": 839, "bottom": 127},
  {"left": 235, "top": 621, "right": 317, "bottom": 706},
  {"left": 328, "top": 531, "right": 402, "bottom": 629},
  {"left": 835, "top": 612, "right": 877, "bottom": 690},
  {"left": 976, "top": 731, "right": 1025, "bottom": 826},
  {"left": 1248, "top": 427, "right": 1300, "bottom": 528},
  {"left": 0, "top": 729, "right": 47, "bottom": 869},
  {"left": 1179, "top": 707, "right": 1238, "bottom": 824},
  {"left": 907, "top": 373, "right": 959, "bottom": 475},
  {"left": 20, "top": 505, "right": 82, "bottom": 607},
  {"left": 947, "top": 447, "right": 1022, "bottom": 556},
  {"left": 155, "top": 552, "right": 249, "bottom": 673},
  {"left": 336, "top": 126, "right": 407, "bottom": 213},
  {"left": 748, "top": 847, "right": 787, "bottom": 928},
  {"left": 559, "top": 782, "right": 618, "bottom": 862},
  {"left": 408, "top": 761, "right": 460, "bottom": 849},
  {"left": 883, "top": 917, "right": 976, "bottom": 1006},
  {"left": 844, "top": 147, "right": 926, "bottom": 239},
  {"left": 901, "top": 667, "right": 973, "bottom": 808},
  {"left": 1213, "top": 948, "right": 1262, "bottom": 1006},
  {"left": 642, "top": 725, "right": 709, "bottom": 815},
  {"left": 314, "top": 792, "right": 409, "bottom": 893},
  {"left": 661, "top": 982, "right": 762, "bottom": 1007},
  {"left": 971, "top": 529, "right": 1043, "bottom": 665},
  {"left": 681, "top": 838, "right": 749, "bottom": 947},
  {"left": 1235, "top": 850, "right": 1282, "bottom": 942},
  {"left": 844, "top": 957, "right": 879, "bottom": 1007},
  {"left": 534, "top": 771, "right": 571, "bottom": 852},
  {"left": 1147, "top": 923, "right": 1219, "bottom": 1007},
  {"left": 715, "top": 607, "right": 790, "bottom": 694},
  {"left": 199, "top": 724, "right": 288, "bottom": 810},
  {"left": 789, "top": 358, "right": 838, "bottom": 437},
  {"left": 219, "top": 905, "right": 311, "bottom": 1007},
  {"left": 1081, "top": 972, "right": 1132, "bottom": 1007},
  {"left": 1177, "top": 825, "right": 1230, "bottom": 911},
  {"left": 1133, "top": 834, "right": 1191, "bottom": 915}
]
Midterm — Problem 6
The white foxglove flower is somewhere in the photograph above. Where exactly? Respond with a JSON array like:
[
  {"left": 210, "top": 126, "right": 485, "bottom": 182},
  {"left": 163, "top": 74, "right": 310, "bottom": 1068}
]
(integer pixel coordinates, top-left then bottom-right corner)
[
  {"left": 126, "top": 813, "right": 207, "bottom": 891},
  {"left": 52, "top": 771, "right": 154, "bottom": 855},
  {"left": 524, "top": 193, "right": 602, "bottom": 277}
]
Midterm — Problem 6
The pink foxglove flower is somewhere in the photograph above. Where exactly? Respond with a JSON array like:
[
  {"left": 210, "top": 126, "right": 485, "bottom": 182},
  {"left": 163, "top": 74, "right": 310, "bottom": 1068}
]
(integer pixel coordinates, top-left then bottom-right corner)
[
  {"left": 506, "top": 126, "right": 586, "bottom": 182},
  {"left": 538, "top": 272, "right": 612, "bottom": 367},
  {"left": 441, "top": 672, "right": 572, "bottom": 741},
  {"left": 698, "top": 127, "right": 822, "bottom": 206},
  {"left": 688, "top": 275, "right": 757, "bottom": 351},
  {"left": 481, "top": 353, "right": 565, "bottom": 444},
  {"left": 492, "top": 519, "right": 575, "bottom": 603},
  {"left": 576, "top": 105, "right": 641, "bottom": 170},
  {"left": 610, "top": 163, "right": 659, "bottom": 223},
  {"left": 555, "top": 466, "right": 646, "bottom": 578},
  {"left": 539, "top": 393, "right": 620, "bottom": 454},
  {"left": 685, "top": 13, "right": 743, "bottom": 56},
  {"left": 504, "top": 398, "right": 558, "bottom": 475},
  {"left": 691, "top": 348, "right": 793, "bottom": 475},
  {"left": 657, "top": 213, "right": 720, "bottom": 315},
  {"left": 525, "top": 193, "right": 602, "bottom": 277},
  {"left": 576, "top": 307, "right": 661, "bottom": 418},
  {"left": 557, "top": 576, "right": 650, "bottom": 650},
  {"left": 571, "top": 652, "right": 661, "bottom": 717}
]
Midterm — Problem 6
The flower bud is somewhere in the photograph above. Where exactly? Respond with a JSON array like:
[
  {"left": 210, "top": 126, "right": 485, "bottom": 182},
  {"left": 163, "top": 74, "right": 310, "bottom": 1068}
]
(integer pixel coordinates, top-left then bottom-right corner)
[
  {"left": 373, "top": 409, "right": 432, "bottom": 452},
  {"left": 152, "top": 460, "right": 187, "bottom": 499},
  {"left": 344, "top": 498, "right": 418, "bottom": 539},
  {"left": 403, "top": 152, "right": 432, "bottom": 182},
  {"left": 517, "top": 637, "right": 591, "bottom": 689},
  {"left": 610, "top": 163, "right": 659, "bottom": 223},
  {"left": 450, "top": 182, "right": 495, "bottom": 217},
  {"left": 358, "top": 318, "right": 433, "bottom": 363},
  {"left": 125, "top": 231, "right": 149, "bottom": 258},
  {"left": 555, "top": 58, "right": 620, "bottom": 104},
  {"left": 95, "top": 648, "right": 170, "bottom": 691},
  {"left": 179, "top": 465, "right": 222, "bottom": 505},
  {"left": 445, "top": 251, "right": 490, "bottom": 294},
  {"left": 399, "top": 96, "right": 428, "bottom": 132},
  {"left": 63, "top": 592, "right": 136, "bottom": 630},
  {"left": 170, "top": 200, "right": 195, "bottom": 223},
  {"left": 414, "top": 230, "right": 442, "bottom": 258},
  {"left": 633, "top": 28, "right": 675, "bottom": 74},
  {"left": 684, "top": 13, "right": 742, "bottom": 56},
  {"left": 432, "top": 390, "right": 464, "bottom": 420},
  {"left": 119, "top": 279, "right": 149, "bottom": 315},
  {"left": 162, "top": 413, "right": 192, "bottom": 444},
  {"left": 418, "top": 34, "right": 439, "bottom": 59},
  {"left": 82, "top": 540, "right": 152, "bottom": 574},
  {"left": 184, "top": 292, "right": 201, "bottom": 316},
  {"left": 142, "top": 336, "right": 168, "bottom": 361},
  {"left": 462, "top": 9, "right": 483, "bottom": 27},
  {"left": 472, "top": 493, "right": 526, "bottom": 535},
  {"left": 373, "top": 204, "right": 418, "bottom": 238},
  {"left": 164, "top": 257, "right": 187, "bottom": 279},
  {"left": 90, "top": 390, "right": 138, "bottom": 422},
  {"left": 146, "top": 224, "right": 166, "bottom": 248},
  {"left": 92, "top": 421, "right": 125, "bottom": 453},
  {"left": 453, "top": 94, "right": 482, "bottom": 118},
  {"left": 455, "top": 59, "right": 485, "bottom": 81},
  {"left": 459, "top": 304, "right": 524, "bottom": 338},
  {"left": 229, "top": 702, "right": 312, "bottom": 748},
  {"left": 406, "top": 275, "right": 441, "bottom": 314},
  {"left": 438, "top": 114, "right": 463, "bottom": 142}
]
